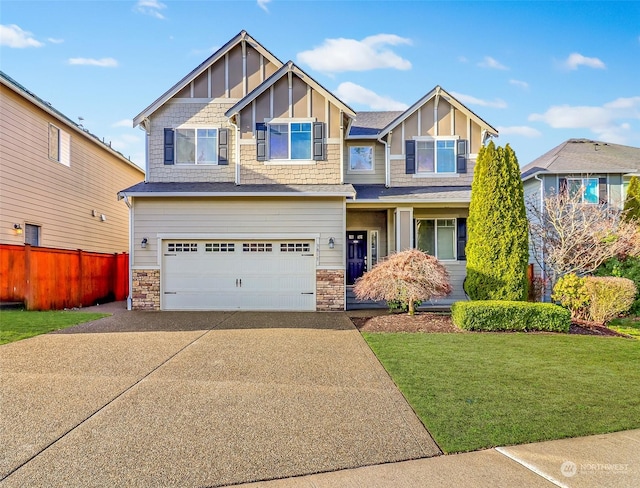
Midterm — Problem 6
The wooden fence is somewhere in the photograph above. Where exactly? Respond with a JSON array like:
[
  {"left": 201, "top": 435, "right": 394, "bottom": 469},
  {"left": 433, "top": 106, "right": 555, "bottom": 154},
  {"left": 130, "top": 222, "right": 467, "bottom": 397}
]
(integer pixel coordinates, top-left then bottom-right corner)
[{"left": 0, "top": 244, "right": 128, "bottom": 311}]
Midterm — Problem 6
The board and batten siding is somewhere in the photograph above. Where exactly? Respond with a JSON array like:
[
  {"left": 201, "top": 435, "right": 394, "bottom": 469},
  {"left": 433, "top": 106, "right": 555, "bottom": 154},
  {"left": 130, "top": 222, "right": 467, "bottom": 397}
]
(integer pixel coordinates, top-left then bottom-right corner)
[
  {"left": 132, "top": 197, "right": 345, "bottom": 268},
  {"left": 0, "top": 84, "right": 143, "bottom": 254}
]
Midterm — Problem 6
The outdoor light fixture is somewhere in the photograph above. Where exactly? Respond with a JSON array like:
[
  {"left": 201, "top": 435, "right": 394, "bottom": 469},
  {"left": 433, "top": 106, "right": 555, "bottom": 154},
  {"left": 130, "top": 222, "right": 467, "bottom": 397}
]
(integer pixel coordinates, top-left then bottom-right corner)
[
  {"left": 100, "top": 214, "right": 107, "bottom": 222},
  {"left": 328, "top": 237, "right": 335, "bottom": 249},
  {"left": 13, "top": 224, "right": 23, "bottom": 235},
  {"left": 91, "top": 209, "right": 98, "bottom": 217},
  {"left": 141, "top": 238, "right": 148, "bottom": 249}
]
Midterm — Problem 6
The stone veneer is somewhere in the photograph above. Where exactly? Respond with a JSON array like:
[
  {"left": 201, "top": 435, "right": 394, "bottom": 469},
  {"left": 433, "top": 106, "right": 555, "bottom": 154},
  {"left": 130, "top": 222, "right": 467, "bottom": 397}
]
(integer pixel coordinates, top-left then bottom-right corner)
[
  {"left": 316, "top": 269, "right": 345, "bottom": 311},
  {"left": 132, "top": 269, "right": 160, "bottom": 310}
]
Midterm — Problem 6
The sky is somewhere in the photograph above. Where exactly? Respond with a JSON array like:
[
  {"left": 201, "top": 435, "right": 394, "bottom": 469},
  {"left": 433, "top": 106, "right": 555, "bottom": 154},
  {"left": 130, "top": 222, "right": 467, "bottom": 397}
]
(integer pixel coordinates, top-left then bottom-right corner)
[{"left": 1, "top": 0, "right": 639, "bottom": 170}]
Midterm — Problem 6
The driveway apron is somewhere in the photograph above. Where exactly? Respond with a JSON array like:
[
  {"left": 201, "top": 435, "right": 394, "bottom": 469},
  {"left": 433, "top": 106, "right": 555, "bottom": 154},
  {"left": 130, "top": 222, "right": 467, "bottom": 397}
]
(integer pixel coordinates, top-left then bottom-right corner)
[{"left": 1, "top": 311, "right": 439, "bottom": 487}]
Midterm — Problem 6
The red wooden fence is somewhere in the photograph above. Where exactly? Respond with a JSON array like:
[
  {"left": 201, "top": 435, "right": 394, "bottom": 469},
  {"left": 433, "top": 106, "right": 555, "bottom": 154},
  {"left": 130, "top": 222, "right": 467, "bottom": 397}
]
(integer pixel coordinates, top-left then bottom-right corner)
[{"left": 0, "top": 244, "right": 128, "bottom": 311}]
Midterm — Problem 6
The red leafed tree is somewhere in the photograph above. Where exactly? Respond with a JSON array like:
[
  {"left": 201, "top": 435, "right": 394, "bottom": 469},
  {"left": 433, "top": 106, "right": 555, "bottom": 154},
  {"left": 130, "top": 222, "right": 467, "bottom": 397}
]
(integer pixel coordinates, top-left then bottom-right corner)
[{"left": 354, "top": 249, "right": 452, "bottom": 315}]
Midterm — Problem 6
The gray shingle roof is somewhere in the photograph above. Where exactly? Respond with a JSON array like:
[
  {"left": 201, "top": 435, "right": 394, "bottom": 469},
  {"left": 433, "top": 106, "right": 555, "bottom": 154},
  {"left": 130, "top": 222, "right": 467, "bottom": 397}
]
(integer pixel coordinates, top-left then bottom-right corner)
[
  {"left": 348, "top": 111, "right": 404, "bottom": 137},
  {"left": 353, "top": 184, "right": 471, "bottom": 202},
  {"left": 119, "top": 181, "right": 355, "bottom": 197},
  {"left": 521, "top": 139, "right": 640, "bottom": 180}
]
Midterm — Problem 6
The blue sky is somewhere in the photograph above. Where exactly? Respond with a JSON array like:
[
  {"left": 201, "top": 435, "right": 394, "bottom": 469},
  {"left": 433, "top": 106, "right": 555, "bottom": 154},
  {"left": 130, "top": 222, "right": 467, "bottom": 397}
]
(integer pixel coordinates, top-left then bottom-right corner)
[{"left": 2, "top": 0, "right": 639, "bottom": 169}]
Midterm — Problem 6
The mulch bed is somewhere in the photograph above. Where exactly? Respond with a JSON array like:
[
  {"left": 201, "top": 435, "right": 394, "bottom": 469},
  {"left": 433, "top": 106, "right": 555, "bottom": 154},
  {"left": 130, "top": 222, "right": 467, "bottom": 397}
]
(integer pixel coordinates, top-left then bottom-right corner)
[{"left": 351, "top": 312, "right": 630, "bottom": 337}]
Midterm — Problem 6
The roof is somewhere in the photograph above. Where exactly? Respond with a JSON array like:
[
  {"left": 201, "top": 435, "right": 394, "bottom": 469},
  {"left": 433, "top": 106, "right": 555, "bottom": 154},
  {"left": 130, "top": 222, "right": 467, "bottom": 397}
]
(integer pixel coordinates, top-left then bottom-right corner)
[
  {"left": 225, "top": 61, "right": 356, "bottom": 119},
  {"left": 0, "top": 70, "right": 143, "bottom": 174},
  {"left": 352, "top": 184, "right": 471, "bottom": 203},
  {"left": 347, "top": 111, "right": 404, "bottom": 138},
  {"left": 118, "top": 182, "right": 356, "bottom": 198},
  {"left": 376, "top": 85, "right": 499, "bottom": 139},
  {"left": 521, "top": 138, "right": 640, "bottom": 181},
  {"left": 133, "top": 30, "right": 284, "bottom": 126}
]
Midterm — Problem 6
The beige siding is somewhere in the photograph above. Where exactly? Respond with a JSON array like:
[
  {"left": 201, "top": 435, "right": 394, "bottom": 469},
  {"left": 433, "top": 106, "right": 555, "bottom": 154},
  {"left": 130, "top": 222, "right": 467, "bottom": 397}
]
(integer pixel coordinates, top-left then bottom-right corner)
[
  {"left": 240, "top": 105, "right": 253, "bottom": 138},
  {"left": 272, "top": 76, "right": 289, "bottom": 119},
  {"left": 255, "top": 91, "right": 270, "bottom": 124},
  {"left": 0, "top": 85, "right": 143, "bottom": 253},
  {"left": 311, "top": 90, "right": 326, "bottom": 122},
  {"left": 343, "top": 141, "right": 386, "bottom": 184},
  {"left": 471, "top": 120, "right": 482, "bottom": 154},
  {"left": 210, "top": 61, "right": 225, "bottom": 98},
  {"left": 175, "top": 84, "right": 191, "bottom": 99},
  {"left": 404, "top": 112, "right": 419, "bottom": 140},
  {"left": 132, "top": 197, "right": 344, "bottom": 268},
  {"left": 148, "top": 101, "right": 237, "bottom": 183},
  {"left": 454, "top": 109, "right": 467, "bottom": 139},
  {"left": 228, "top": 44, "right": 244, "bottom": 99},
  {"left": 292, "top": 76, "right": 307, "bottom": 118},
  {"left": 193, "top": 70, "right": 208, "bottom": 98},
  {"left": 390, "top": 157, "right": 476, "bottom": 187},
  {"left": 264, "top": 60, "right": 277, "bottom": 78},
  {"left": 246, "top": 46, "right": 262, "bottom": 92},
  {"left": 421, "top": 100, "right": 435, "bottom": 136},
  {"left": 437, "top": 99, "right": 452, "bottom": 136},
  {"left": 329, "top": 103, "right": 340, "bottom": 138}
]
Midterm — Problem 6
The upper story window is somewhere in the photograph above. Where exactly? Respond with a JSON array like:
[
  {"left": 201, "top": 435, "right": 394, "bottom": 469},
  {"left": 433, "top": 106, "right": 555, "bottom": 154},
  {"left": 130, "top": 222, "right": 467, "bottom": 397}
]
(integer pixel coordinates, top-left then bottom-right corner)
[
  {"left": 349, "top": 146, "right": 374, "bottom": 172},
  {"left": 568, "top": 177, "right": 599, "bottom": 204},
  {"left": 48, "top": 123, "right": 71, "bottom": 166},
  {"left": 256, "top": 121, "right": 325, "bottom": 162},
  {"left": 176, "top": 128, "right": 217, "bottom": 164},
  {"left": 417, "top": 139, "right": 456, "bottom": 174}
]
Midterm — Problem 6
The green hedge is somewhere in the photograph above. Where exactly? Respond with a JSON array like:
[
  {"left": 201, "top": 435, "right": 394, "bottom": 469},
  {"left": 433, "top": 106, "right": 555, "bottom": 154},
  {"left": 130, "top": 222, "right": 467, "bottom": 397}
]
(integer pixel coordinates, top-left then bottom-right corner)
[{"left": 452, "top": 301, "right": 571, "bottom": 333}]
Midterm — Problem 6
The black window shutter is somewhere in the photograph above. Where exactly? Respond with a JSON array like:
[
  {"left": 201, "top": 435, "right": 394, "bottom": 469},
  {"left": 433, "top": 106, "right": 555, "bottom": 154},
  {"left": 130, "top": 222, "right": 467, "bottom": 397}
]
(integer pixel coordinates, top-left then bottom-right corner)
[
  {"left": 598, "top": 177, "right": 607, "bottom": 204},
  {"left": 164, "top": 128, "right": 174, "bottom": 165},
  {"left": 456, "top": 140, "right": 467, "bottom": 174},
  {"left": 405, "top": 140, "right": 416, "bottom": 174},
  {"left": 218, "top": 128, "right": 229, "bottom": 165},
  {"left": 457, "top": 218, "right": 467, "bottom": 261},
  {"left": 256, "top": 122, "right": 266, "bottom": 161},
  {"left": 313, "top": 122, "right": 325, "bottom": 161}
]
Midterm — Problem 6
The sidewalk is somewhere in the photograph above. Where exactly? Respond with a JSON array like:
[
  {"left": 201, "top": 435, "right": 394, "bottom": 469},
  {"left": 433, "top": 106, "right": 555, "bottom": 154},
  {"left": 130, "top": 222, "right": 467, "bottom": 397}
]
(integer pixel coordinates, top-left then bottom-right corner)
[{"left": 229, "top": 429, "right": 640, "bottom": 488}]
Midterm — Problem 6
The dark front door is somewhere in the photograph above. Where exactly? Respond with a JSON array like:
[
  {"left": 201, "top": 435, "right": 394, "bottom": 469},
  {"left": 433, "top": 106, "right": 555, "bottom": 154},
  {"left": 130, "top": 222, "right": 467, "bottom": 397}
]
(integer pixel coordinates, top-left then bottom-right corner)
[{"left": 347, "top": 231, "right": 367, "bottom": 285}]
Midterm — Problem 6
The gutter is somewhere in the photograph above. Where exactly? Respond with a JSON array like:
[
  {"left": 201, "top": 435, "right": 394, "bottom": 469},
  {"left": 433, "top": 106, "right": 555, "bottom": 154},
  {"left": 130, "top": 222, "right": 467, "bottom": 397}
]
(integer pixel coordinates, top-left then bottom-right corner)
[
  {"left": 118, "top": 191, "right": 357, "bottom": 198},
  {"left": 228, "top": 114, "right": 241, "bottom": 185}
]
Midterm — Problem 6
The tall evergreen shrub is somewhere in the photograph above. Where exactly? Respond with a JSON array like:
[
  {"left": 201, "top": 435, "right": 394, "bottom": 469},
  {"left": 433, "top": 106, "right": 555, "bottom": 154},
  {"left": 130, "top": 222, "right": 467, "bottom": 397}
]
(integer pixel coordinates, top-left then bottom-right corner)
[
  {"left": 623, "top": 176, "right": 640, "bottom": 222},
  {"left": 465, "top": 141, "right": 529, "bottom": 300}
]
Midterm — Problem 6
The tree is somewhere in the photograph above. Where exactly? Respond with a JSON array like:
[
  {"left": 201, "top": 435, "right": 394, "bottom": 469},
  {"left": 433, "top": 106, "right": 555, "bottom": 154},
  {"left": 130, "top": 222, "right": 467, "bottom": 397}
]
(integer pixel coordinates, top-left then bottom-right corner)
[
  {"left": 623, "top": 175, "right": 640, "bottom": 222},
  {"left": 353, "top": 249, "right": 452, "bottom": 315},
  {"left": 527, "top": 189, "right": 640, "bottom": 286},
  {"left": 465, "top": 141, "right": 529, "bottom": 300}
]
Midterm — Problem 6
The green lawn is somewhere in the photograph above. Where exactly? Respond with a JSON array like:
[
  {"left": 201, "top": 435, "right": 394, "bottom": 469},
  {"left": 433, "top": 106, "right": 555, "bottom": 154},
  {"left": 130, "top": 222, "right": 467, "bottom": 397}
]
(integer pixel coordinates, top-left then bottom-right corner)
[
  {"left": 363, "top": 332, "right": 640, "bottom": 454},
  {"left": 609, "top": 316, "right": 640, "bottom": 339},
  {"left": 0, "top": 310, "right": 109, "bottom": 344}
]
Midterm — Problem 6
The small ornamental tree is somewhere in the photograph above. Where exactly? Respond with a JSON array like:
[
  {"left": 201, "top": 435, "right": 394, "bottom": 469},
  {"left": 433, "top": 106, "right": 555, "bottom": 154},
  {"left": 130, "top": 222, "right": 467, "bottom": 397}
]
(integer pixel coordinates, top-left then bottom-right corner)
[
  {"left": 353, "top": 249, "right": 452, "bottom": 315},
  {"left": 623, "top": 176, "right": 640, "bottom": 222},
  {"left": 465, "top": 141, "right": 529, "bottom": 300}
]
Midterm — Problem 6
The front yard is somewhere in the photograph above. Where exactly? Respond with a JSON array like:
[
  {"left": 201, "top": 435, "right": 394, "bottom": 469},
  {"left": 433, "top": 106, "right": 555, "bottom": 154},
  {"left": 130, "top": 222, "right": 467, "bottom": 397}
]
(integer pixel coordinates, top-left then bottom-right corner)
[
  {"left": 363, "top": 328, "right": 640, "bottom": 454},
  {"left": 0, "top": 310, "right": 109, "bottom": 344}
]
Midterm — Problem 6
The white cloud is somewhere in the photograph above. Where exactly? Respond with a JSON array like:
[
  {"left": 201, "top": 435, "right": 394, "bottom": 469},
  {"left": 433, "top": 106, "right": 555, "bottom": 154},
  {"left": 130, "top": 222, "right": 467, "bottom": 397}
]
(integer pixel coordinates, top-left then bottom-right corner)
[
  {"left": 47, "top": 38, "right": 64, "bottom": 44},
  {"left": 68, "top": 57, "right": 118, "bottom": 67},
  {"left": 478, "top": 56, "right": 508, "bottom": 70},
  {"left": 563, "top": 52, "right": 606, "bottom": 70},
  {"left": 334, "top": 82, "right": 408, "bottom": 111},
  {"left": 450, "top": 91, "right": 508, "bottom": 109},
  {"left": 496, "top": 126, "right": 542, "bottom": 138},
  {"left": 509, "top": 79, "right": 529, "bottom": 90},
  {"left": 190, "top": 45, "right": 220, "bottom": 57},
  {"left": 257, "top": 0, "right": 271, "bottom": 12},
  {"left": 0, "top": 24, "right": 43, "bottom": 48},
  {"left": 297, "top": 34, "right": 412, "bottom": 73},
  {"left": 112, "top": 119, "right": 133, "bottom": 128},
  {"left": 134, "top": 0, "right": 167, "bottom": 19},
  {"left": 458, "top": 56, "right": 469, "bottom": 63},
  {"left": 529, "top": 96, "right": 640, "bottom": 143}
]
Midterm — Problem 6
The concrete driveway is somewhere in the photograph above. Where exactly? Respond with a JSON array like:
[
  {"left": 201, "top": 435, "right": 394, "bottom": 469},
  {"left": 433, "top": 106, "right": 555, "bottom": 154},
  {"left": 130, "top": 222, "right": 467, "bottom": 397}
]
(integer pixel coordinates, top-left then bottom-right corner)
[{"left": 0, "top": 311, "right": 440, "bottom": 487}]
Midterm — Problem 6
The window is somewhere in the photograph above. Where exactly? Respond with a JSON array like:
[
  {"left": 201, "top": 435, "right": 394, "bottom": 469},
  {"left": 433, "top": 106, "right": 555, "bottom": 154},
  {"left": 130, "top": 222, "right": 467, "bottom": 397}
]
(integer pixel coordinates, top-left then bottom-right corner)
[
  {"left": 568, "top": 178, "right": 599, "bottom": 204},
  {"left": 269, "top": 122, "right": 311, "bottom": 160},
  {"left": 48, "top": 124, "right": 71, "bottom": 166},
  {"left": 167, "top": 243, "right": 198, "bottom": 252},
  {"left": 416, "top": 139, "right": 456, "bottom": 173},
  {"left": 349, "top": 146, "right": 374, "bottom": 172},
  {"left": 416, "top": 219, "right": 456, "bottom": 260},
  {"left": 205, "top": 243, "right": 235, "bottom": 252},
  {"left": 176, "top": 128, "right": 217, "bottom": 164},
  {"left": 280, "top": 243, "right": 311, "bottom": 253},
  {"left": 25, "top": 224, "right": 40, "bottom": 246},
  {"left": 243, "top": 243, "right": 273, "bottom": 252}
]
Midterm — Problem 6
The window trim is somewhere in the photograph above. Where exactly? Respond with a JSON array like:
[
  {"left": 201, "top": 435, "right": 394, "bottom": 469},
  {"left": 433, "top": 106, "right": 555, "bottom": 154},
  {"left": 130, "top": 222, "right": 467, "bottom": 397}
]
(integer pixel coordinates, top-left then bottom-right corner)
[
  {"left": 264, "top": 118, "right": 315, "bottom": 164},
  {"left": 415, "top": 218, "right": 457, "bottom": 261},
  {"left": 414, "top": 136, "right": 459, "bottom": 175},
  {"left": 24, "top": 223, "right": 41, "bottom": 246},
  {"left": 566, "top": 177, "right": 600, "bottom": 204},
  {"left": 347, "top": 145, "right": 375, "bottom": 173},
  {"left": 175, "top": 126, "right": 219, "bottom": 165}
]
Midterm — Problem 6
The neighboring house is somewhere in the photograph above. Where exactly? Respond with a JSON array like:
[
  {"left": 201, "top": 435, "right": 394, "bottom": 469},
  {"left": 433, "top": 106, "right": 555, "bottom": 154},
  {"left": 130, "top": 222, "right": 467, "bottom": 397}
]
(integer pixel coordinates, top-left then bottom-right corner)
[
  {"left": 521, "top": 138, "right": 640, "bottom": 284},
  {"left": 0, "top": 71, "right": 145, "bottom": 254},
  {"left": 119, "top": 30, "right": 498, "bottom": 311}
]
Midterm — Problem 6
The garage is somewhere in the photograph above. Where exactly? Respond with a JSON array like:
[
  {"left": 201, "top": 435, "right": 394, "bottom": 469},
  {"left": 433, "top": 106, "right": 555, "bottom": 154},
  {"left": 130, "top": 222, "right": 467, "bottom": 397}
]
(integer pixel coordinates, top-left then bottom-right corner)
[{"left": 162, "top": 239, "right": 316, "bottom": 311}]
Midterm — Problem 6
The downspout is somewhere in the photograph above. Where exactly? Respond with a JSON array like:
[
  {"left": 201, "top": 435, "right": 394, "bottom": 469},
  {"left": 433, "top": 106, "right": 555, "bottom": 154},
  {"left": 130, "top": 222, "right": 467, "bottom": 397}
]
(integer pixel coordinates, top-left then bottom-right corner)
[
  {"left": 534, "top": 173, "right": 546, "bottom": 300},
  {"left": 229, "top": 114, "right": 241, "bottom": 185},
  {"left": 382, "top": 131, "right": 392, "bottom": 188},
  {"left": 119, "top": 194, "right": 134, "bottom": 310},
  {"left": 339, "top": 111, "right": 344, "bottom": 184},
  {"left": 138, "top": 118, "right": 151, "bottom": 181}
]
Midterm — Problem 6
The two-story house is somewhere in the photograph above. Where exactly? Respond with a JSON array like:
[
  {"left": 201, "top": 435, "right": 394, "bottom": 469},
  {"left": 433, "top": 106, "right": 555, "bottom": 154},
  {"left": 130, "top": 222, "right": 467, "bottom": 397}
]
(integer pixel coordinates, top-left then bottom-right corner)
[
  {"left": 521, "top": 138, "right": 640, "bottom": 285},
  {"left": 119, "top": 31, "right": 498, "bottom": 311}
]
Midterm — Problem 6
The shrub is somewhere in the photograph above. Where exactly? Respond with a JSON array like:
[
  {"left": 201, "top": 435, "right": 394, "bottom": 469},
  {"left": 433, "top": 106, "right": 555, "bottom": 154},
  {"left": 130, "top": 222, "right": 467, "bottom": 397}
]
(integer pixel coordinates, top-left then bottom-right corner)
[
  {"left": 451, "top": 301, "right": 570, "bottom": 332},
  {"left": 596, "top": 256, "right": 640, "bottom": 315},
  {"left": 623, "top": 175, "right": 640, "bottom": 222},
  {"left": 551, "top": 273, "right": 590, "bottom": 319},
  {"left": 584, "top": 276, "right": 637, "bottom": 324}
]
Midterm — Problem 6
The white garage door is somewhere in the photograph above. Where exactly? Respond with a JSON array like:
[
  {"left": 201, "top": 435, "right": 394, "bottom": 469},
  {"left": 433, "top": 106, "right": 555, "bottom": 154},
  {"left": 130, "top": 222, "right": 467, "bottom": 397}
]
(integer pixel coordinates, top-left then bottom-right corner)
[{"left": 162, "top": 240, "right": 316, "bottom": 311}]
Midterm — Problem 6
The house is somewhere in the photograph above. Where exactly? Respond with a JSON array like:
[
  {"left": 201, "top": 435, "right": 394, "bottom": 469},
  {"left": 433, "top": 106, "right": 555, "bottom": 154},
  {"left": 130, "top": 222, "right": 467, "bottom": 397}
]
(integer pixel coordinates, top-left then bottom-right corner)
[
  {"left": 119, "top": 30, "right": 498, "bottom": 311},
  {"left": 0, "top": 71, "right": 144, "bottom": 253},
  {"left": 521, "top": 138, "right": 640, "bottom": 284},
  {"left": 0, "top": 71, "right": 144, "bottom": 309}
]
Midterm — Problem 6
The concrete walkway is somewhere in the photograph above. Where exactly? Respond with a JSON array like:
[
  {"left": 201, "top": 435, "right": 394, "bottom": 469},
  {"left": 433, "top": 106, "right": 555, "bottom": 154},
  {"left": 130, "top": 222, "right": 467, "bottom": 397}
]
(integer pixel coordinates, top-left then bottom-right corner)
[{"left": 1, "top": 310, "right": 438, "bottom": 487}]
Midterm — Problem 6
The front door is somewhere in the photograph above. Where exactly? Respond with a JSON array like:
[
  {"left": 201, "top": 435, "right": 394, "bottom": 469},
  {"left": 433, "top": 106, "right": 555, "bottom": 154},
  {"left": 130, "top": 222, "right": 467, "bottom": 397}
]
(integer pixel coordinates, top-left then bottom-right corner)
[{"left": 347, "top": 231, "right": 367, "bottom": 285}]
